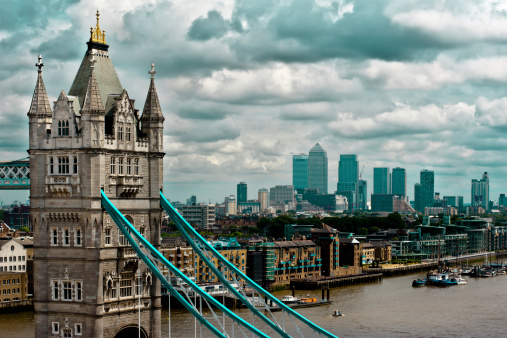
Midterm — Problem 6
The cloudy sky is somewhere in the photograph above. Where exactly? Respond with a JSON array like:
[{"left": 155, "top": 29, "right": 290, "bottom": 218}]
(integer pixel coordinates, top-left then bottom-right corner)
[{"left": 2, "top": 0, "right": 507, "bottom": 206}]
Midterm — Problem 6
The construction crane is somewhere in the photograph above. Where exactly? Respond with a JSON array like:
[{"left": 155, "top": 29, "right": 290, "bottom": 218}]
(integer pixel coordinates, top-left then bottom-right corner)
[{"left": 359, "top": 164, "right": 365, "bottom": 179}]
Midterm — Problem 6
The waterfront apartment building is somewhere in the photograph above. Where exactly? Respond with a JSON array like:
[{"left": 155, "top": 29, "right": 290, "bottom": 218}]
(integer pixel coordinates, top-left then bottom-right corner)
[
  {"left": 160, "top": 239, "right": 194, "bottom": 280},
  {"left": 373, "top": 167, "right": 391, "bottom": 194},
  {"left": 273, "top": 240, "right": 321, "bottom": 285},
  {"left": 472, "top": 172, "right": 489, "bottom": 211},
  {"left": 0, "top": 272, "right": 28, "bottom": 303},
  {"left": 337, "top": 154, "right": 359, "bottom": 211},
  {"left": 307, "top": 143, "right": 328, "bottom": 194},
  {"left": 391, "top": 167, "right": 407, "bottom": 197},
  {"left": 292, "top": 154, "right": 309, "bottom": 194},
  {"left": 194, "top": 238, "right": 246, "bottom": 283}
]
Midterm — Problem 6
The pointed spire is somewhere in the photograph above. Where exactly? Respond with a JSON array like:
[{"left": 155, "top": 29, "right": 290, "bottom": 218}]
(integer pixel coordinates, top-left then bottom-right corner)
[
  {"left": 141, "top": 63, "right": 164, "bottom": 122},
  {"left": 28, "top": 54, "right": 52, "bottom": 117},
  {"left": 81, "top": 53, "right": 105, "bottom": 113}
]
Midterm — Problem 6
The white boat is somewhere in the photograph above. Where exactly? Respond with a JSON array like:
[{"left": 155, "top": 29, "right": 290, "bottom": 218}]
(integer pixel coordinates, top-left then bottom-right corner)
[{"left": 280, "top": 295, "right": 300, "bottom": 304}]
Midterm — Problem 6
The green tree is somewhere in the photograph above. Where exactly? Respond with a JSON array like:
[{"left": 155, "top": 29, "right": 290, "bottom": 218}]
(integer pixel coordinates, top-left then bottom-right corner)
[
  {"left": 358, "top": 227, "right": 368, "bottom": 235},
  {"left": 368, "top": 226, "right": 379, "bottom": 235},
  {"left": 257, "top": 217, "right": 272, "bottom": 230},
  {"left": 269, "top": 215, "right": 295, "bottom": 238},
  {"left": 0, "top": 210, "right": 3, "bottom": 220},
  {"left": 19, "top": 226, "right": 30, "bottom": 233},
  {"left": 387, "top": 212, "right": 405, "bottom": 228}
]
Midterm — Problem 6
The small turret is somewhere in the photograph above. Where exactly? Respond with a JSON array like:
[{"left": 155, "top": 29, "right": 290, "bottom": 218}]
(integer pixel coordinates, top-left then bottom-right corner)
[
  {"left": 140, "top": 63, "right": 164, "bottom": 152},
  {"left": 28, "top": 55, "right": 53, "bottom": 148},
  {"left": 80, "top": 54, "right": 105, "bottom": 148}
]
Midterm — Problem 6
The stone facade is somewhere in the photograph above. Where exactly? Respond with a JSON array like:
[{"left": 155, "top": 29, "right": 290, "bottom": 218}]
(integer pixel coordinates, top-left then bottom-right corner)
[{"left": 28, "top": 13, "right": 163, "bottom": 338}]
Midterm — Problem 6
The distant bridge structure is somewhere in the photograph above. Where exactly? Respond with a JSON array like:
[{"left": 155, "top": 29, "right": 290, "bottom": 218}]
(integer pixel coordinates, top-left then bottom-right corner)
[{"left": 0, "top": 158, "right": 30, "bottom": 190}]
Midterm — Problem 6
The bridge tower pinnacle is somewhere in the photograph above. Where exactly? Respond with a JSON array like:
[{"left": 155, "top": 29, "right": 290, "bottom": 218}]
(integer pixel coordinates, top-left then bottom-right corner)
[{"left": 30, "top": 11, "right": 163, "bottom": 338}]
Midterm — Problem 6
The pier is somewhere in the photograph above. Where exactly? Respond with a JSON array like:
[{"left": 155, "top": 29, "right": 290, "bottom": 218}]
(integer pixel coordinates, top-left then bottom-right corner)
[{"left": 290, "top": 273, "right": 383, "bottom": 290}]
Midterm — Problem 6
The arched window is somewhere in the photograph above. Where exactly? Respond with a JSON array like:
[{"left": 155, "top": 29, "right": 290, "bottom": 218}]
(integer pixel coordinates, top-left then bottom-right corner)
[{"left": 57, "top": 121, "right": 62, "bottom": 136}]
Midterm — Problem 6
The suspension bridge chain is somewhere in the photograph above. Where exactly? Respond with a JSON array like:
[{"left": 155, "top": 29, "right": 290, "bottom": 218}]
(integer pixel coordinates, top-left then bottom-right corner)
[
  {"left": 160, "top": 191, "right": 338, "bottom": 338},
  {"left": 101, "top": 191, "right": 269, "bottom": 338}
]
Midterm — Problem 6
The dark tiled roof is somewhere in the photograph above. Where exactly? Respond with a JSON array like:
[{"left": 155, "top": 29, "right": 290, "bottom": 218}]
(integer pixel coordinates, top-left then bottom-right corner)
[{"left": 311, "top": 224, "right": 337, "bottom": 234}]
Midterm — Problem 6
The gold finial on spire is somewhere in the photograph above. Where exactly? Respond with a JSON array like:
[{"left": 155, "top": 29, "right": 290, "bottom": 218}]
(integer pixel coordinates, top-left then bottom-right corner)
[{"left": 90, "top": 9, "right": 106, "bottom": 44}]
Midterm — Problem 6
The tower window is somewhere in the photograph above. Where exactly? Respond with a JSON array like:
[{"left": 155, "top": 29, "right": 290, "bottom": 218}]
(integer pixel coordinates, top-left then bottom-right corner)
[
  {"left": 50, "top": 157, "right": 54, "bottom": 174},
  {"left": 63, "top": 281, "right": 72, "bottom": 300},
  {"left": 51, "top": 228, "right": 58, "bottom": 246},
  {"left": 118, "top": 124, "right": 123, "bottom": 141},
  {"left": 58, "top": 120, "right": 69, "bottom": 136},
  {"left": 120, "top": 272, "right": 133, "bottom": 298},
  {"left": 110, "top": 157, "right": 116, "bottom": 175},
  {"left": 75, "top": 229, "right": 81, "bottom": 246},
  {"left": 126, "top": 124, "right": 131, "bottom": 141},
  {"left": 105, "top": 228, "right": 111, "bottom": 245},
  {"left": 73, "top": 157, "right": 78, "bottom": 174},
  {"left": 58, "top": 157, "right": 69, "bottom": 174},
  {"left": 76, "top": 281, "right": 82, "bottom": 301},
  {"left": 52, "top": 322, "right": 59, "bottom": 335},
  {"left": 63, "top": 229, "right": 70, "bottom": 246},
  {"left": 134, "top": 158, "right": 139, "bottom": 176},
  {"left": 126, "top": 158, "right": 132, "bottom": 175},
  {"left": 52, "top": 281, "right": 59, "bottom": 300},
  {"left": 118, "top": 158, "right": 124, "bottom": 175},
  {"left": 75, "top": 324, "right": 82, "bottom": 336}
]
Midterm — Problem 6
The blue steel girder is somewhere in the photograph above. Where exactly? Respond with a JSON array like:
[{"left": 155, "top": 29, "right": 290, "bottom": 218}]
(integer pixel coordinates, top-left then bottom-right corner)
[{"left": 0, "top": 158, "right": 30, "bottom": 190}]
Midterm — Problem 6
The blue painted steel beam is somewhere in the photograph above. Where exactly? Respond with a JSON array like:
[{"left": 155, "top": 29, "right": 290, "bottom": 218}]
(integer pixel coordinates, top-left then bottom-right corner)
[
  {"left": 161, "top": 191, "right": 338, "bottom": 338},
  {"left": 101, "top": 191, "right": 269, "bottom": 338}
]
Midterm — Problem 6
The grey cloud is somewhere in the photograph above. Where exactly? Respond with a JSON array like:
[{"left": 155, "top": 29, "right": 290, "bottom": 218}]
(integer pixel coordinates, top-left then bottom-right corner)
[
  {"left": 170, "top": 120, "right": 241, "bottom": 143},
  {"left": 176, "top": 101, "right": 237, "bottom": 120},
  {"left": 187, "top": 11, "right": 231, "bottom": 41}
]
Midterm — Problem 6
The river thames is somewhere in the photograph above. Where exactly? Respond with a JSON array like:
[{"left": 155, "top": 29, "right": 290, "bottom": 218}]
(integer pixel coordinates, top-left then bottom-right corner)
[{"left": 1, "top": 272, "right": 507, "bottom": 337}]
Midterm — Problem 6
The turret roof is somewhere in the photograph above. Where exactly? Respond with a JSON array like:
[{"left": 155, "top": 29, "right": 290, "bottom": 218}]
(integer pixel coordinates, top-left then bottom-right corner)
[
  {"left": 141, "top": 63, "right": 164, "bottom": 122},
  {"left": 81, "top": 57, "right": 105, "bottom": 113},
  {"left": 28, "top": 55, "right": 52, "bottom": 117}
]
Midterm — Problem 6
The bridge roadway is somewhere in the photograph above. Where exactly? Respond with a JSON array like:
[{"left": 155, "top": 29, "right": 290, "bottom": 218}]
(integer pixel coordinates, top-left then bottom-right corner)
[{"left": 0, "top": 158, "right": 30, "bottom": 190}]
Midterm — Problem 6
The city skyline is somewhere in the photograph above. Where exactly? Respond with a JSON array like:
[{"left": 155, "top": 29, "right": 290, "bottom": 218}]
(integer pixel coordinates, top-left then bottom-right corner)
[{"left": 3, "top": 1, "right": 507, "bottom": 204}]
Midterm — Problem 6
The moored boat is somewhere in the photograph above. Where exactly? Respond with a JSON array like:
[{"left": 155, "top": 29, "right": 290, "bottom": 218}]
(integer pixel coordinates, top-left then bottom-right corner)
[
  {"left": 412, "top": 278, "right": 427, "bottom": 287},
  {"left": 280, "top": 295, "right": 300, "bottom": 304}
]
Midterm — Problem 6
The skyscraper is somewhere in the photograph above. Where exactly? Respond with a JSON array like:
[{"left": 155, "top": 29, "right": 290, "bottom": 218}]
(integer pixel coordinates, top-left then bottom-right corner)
[
  {"left": 391, "top": 167, "right": 407, "bottom": 197},
  {"left": 337, "top": 154, "right": 359, "bottom": 211},
  {"left": 258, "top": 188, "right": 269, "bottom": 212},
  {"left": 307, "top": 143, "right": 328, "bottom": 194},
  {"left": 472, "top": 172, "right": 489, "bottom": 210},
  {"left": 358, "top": 179, "right": 368, "bottom": 210},
  {"left": 373, "top": 167, "right": 391, "bottom": 194},
  {"left": 292, "top": 154, "right": 309, "bottom": 194},
  {"left": 237, "top": 182, "right": 247, "bottom": 203},
  {"left": 417, "top": 170, "right": 434, "bottom": 212}
]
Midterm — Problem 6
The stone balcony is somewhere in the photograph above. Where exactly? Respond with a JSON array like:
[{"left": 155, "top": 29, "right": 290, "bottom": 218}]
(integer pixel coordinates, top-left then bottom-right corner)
[
  {"left": 109, "top": 175, "right": 143, "bottom": 198},
  {"left": 45, "top": 175, "right": 80, "bottom": 197}
]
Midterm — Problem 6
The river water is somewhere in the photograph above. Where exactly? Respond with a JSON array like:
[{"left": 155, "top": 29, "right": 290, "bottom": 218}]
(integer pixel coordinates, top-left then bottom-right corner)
[{"left": 2, "top": 272, "right": 507, "bottom": 337}]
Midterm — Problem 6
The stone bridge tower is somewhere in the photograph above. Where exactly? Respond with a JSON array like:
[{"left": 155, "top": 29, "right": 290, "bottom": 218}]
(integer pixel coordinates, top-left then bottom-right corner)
[{"left": 28, "top": 11, "right": 163, "bottom": 338}]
